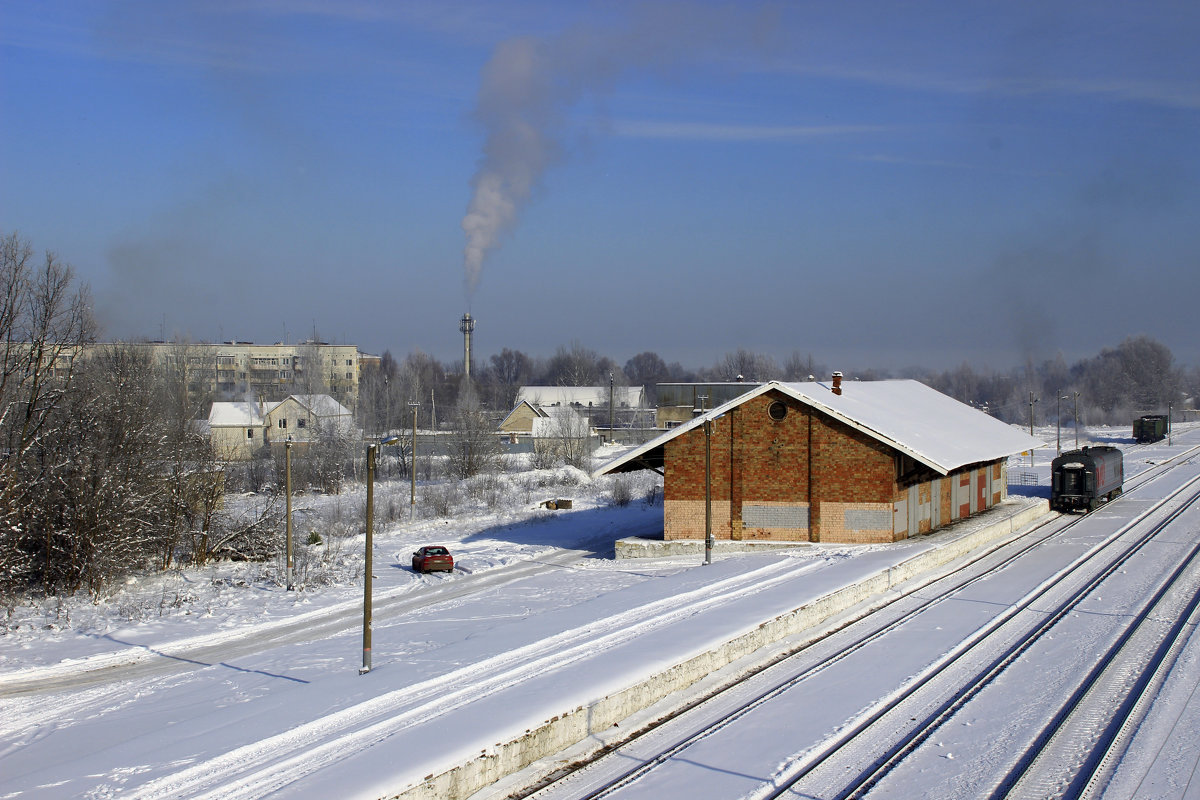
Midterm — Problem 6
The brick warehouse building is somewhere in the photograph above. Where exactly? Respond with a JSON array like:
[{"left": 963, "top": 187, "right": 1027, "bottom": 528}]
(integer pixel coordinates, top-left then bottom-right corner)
[{"left": 595, "top": 376, "right": 1043, "bottom": 544}]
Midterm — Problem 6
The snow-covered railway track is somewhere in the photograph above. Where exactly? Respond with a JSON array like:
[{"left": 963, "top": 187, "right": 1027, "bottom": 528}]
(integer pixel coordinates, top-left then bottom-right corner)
[
  {"left": 1000, "top": 525, "right": 1200, "bottom": 799},
  {"left": 116, "top": 556, "right": 819, "bottom": 799},
  {"left": 516, "top": 515, "right": 1081, "bottom": 800},
  {"left": 779, "top": 465, "right": 1200, "bottom": 799},
  {"left": 514, "top": 449, "right": 1200, "bottom": 800}
]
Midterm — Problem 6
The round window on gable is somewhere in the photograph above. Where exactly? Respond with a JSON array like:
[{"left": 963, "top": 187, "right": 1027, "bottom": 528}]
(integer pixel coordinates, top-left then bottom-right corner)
[{"left": 768, "top": 400, "right": 788, "bottom": 421}]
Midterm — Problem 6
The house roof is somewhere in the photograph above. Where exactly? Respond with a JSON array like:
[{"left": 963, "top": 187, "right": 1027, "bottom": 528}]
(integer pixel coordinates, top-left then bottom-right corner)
[
  {"left": 268, "top": 394, "right": 352, "bottom": 418},
  {"left": 532, "top": 406, "right": 591, "bottom": 438},
  {"left": 594, "top": 380, "right": 1044, "bottom": 477},
  {"left": 208, "top": 401, "right": 265, "bottom": 427},
  {"left": 516, "top": 385, "right": 645, "bottom": 408}
]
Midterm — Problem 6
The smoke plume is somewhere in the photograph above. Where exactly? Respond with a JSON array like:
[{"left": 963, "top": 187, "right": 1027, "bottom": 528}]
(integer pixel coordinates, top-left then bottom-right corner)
[{"left": 461, "top": 4, "right": 779, "bottom": 297}]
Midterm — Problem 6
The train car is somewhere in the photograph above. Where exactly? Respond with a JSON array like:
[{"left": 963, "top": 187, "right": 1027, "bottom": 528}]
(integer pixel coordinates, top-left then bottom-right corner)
[
  {"left": 1133, "top": 414, "right": 1169, "bottom": 443},
  {"left": 1051, "top": 445, "right": 1123, "bottom": 512}
]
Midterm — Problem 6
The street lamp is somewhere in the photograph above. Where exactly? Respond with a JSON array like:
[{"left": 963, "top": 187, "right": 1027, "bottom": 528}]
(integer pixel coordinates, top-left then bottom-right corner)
[
  {"left": 1056, "top": 391, "right": 1069, "bottom": 456},
  {"left": 361, "top": 434, "right": 401, "bottom": 675},
  {"left": 285, "top": 437, "right": 294, "bottom": 591},
  {"left": 1027, "top": 392, "right": 1040, "bottom": 466},
  {"left": 1074, "top": 391, "right": 1080, "bottom": 449}
]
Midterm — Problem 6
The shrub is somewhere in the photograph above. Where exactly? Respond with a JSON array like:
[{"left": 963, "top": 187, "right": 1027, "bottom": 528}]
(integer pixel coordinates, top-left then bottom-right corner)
[{"left": 609, "top": 477, "right": 633, "bottom": 507}]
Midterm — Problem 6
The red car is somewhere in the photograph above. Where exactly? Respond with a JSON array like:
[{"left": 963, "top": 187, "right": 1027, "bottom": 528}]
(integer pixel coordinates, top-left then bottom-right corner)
[{"left": 412, "top": 545, "right": 454, "bottom": 573}]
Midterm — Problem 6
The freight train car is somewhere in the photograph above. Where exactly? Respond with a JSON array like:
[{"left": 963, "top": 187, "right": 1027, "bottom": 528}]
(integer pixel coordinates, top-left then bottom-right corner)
[
  {"left": 1133, "top": 414, "right": 1169, "bottom": 443},
  {"left": 1051, "top": 445, "right": 1123, "bottom": 512}
]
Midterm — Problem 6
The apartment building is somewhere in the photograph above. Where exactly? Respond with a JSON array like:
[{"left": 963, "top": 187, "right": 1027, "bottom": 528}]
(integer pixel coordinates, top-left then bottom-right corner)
[{"left": 91, "top": 340, "right": 363, "bottom": 406}]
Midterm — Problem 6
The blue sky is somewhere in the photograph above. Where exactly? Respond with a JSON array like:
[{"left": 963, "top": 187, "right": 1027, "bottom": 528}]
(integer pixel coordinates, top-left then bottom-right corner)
[{"left": 2, "top": 1, "right": 1197, "bottom": 373}]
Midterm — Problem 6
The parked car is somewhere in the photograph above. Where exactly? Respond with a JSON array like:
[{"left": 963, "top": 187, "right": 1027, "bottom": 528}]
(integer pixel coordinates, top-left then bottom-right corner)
[{"left": 412, "top": 545, "right": 454, "bottom": 573}]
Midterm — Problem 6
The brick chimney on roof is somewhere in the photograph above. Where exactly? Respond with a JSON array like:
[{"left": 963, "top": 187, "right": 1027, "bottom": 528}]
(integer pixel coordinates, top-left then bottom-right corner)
[{"left": 832, "top": 372, "right": 843, "bottom": 395}]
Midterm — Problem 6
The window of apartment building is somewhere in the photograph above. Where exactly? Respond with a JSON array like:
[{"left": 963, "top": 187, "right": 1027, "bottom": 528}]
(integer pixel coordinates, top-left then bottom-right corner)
[
  {"left": 346, "top": 372, "right": 352, "bottom": 379},
  {"left": 247, "top": 429, "right": 255, "bottom": 439},
  {"left": 278, "top": 419, "right": 287, "bottom": 429},
  {"left": 346, "top": 359, "right": 352, "bottom": 366}
]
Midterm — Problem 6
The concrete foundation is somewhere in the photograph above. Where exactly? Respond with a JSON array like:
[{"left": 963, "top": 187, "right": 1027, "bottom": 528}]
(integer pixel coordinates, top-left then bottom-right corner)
[{"left": 615, "top": 537, "right": 810, "bottom": 559}]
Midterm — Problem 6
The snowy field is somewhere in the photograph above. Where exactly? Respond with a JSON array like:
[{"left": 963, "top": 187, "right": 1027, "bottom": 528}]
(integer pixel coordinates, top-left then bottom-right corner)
[{"left": 1, "top": 426, "right": 1196, "bottom": 799}]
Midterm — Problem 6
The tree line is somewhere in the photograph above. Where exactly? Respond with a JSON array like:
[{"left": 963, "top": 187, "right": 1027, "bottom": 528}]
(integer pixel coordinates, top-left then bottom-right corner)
[{"left": 362, "top": 338, "right": 1195, "bottom": 434}]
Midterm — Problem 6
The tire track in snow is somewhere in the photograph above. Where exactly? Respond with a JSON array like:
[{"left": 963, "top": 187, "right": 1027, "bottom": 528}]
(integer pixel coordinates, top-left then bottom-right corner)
[
  {"left": 121, "top": 557, "right": 823, "bottom": 800},
  {"left": 0, "top": 537, "right": 625, "bottom": 701}
]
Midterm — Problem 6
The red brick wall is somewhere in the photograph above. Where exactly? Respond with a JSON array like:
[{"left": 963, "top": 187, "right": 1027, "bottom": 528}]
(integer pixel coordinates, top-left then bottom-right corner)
[{"left": 664, "top": 391, "right": 898, "bottom": 542}]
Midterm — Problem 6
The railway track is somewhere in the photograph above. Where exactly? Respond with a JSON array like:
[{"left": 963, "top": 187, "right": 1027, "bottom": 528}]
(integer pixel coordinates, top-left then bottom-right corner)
[
  {"left": 513, "top": 446, "right": 1200, "bottom": 800},
  {"left": 794, "top": 469, "right": 1200, "bottom": 799}
]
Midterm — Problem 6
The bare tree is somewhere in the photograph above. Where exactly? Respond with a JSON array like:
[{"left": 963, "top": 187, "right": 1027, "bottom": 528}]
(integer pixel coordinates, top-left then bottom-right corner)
[
  {"left": 782, "top": 352, "right": 827, "bottom": 381},
  {"left": 0, "top": 233, "right": 95, "bottom": 593},
  {"left": 25, "top": 346, "right": 175, "bottom": 595},
  {"left": 483, "top": 347, "right": 533, "bottom": 410},
  {"left": 445, "top": 384, "right": 501, "bottom": 479},
  {"left": 532, "top": 407, "right": 593, "bottom": 470},
  {"left": 709, "top": 349, "right": 779, "bottom": 382},
  {"left": 544, "top": 341, "right": 602, "bottom": 386}
]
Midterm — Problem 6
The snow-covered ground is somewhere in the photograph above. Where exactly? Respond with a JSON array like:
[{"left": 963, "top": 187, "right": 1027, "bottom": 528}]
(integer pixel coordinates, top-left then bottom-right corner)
[{"left": 1, "top": 428, "right": 1195, "bottom": 799}]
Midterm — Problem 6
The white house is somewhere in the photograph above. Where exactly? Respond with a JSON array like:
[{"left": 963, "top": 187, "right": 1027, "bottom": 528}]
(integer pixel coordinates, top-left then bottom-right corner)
[
  {"left": 264, "top": 394, "right": 357, "bottom": 443},
  {"left": 207, "top": 402, "right": 267, "bottom": 460}
]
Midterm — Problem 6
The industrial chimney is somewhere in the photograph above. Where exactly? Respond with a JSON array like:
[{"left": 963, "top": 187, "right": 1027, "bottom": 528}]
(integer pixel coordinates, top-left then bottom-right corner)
[
  {"left": 831, "top": 372, "right": 843, "bottom": 395},
  {"left": 459, "top": 312, "right": 476, "bottom": 381}
]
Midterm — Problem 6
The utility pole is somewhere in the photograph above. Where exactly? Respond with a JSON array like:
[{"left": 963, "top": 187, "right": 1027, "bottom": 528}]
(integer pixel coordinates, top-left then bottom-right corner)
[
  {"left": 361, "top": 435, "right": 400, "bottom": 675},
  {"left": 361, "top": 441, "right": 377, "bottom": 674},
  {"left": 410, "top": 401, "right": 420, "bottom": 511},
  {"left": 704, "top": 417, "right": 713, "bottom": 566},
  {"left": 285, "top": 439, "right": 294, "bottom": 591},
  {"left": 1169, "top": 401, "right": 1173, "bottom": 446},
  {"left": 609, "top": 373, "right": 614, "bottom": 445},
  {"left": 1029, "top": 392, "right": 1039, "bottom": 466}
]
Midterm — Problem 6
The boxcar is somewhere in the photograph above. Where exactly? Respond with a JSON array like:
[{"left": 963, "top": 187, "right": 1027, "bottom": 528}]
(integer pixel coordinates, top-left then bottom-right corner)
[
  {"left": 1133, "top": 414, "right": 1169, "bottom": 443},
  {"left": 1051, "top": 445, "right": 1123, "bottom": 512}
]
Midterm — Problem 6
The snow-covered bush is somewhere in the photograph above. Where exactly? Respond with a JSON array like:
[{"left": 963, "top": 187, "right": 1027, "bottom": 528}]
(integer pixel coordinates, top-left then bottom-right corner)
[
  {"left": 609, "top": 477, "right": 633, "bottom": 507},
  {"left": 421, "top": 483, "right": 460, "bottom": 517}
]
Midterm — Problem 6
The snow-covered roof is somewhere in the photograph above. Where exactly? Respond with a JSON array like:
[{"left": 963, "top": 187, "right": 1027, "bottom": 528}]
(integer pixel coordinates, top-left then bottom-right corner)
[
  {"left": 270, "top": 394, "right": 352, "bottom": 418},
  {"left": 208, "top": 401, "right": 265, "bottom": 428},
  {"left": 595, "top": 379, "right": 1044, "bottom": 477},
  {"left": 532, "top": 407, "right": 591, "bottom": 438},
  {"left": 516, "top": 385, "right": 645, "bottom": 408}
]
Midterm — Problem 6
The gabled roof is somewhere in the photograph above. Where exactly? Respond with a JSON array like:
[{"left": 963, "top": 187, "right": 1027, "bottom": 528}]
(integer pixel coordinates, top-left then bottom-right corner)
[
  {"left": 595, "top": 380, "right": 1043, "bottom": 477},
  {"left": 498, "top": 399, "right": 549, "bottom": 431},
  {"left": 268, "top": 394, "right": 352, "bottom": 418},
  {"left": 208, "top": 401, "right": 265, "bottom": 428},
  {"left": 516, "top": 385, "right": 645, "bottom": 408}
]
